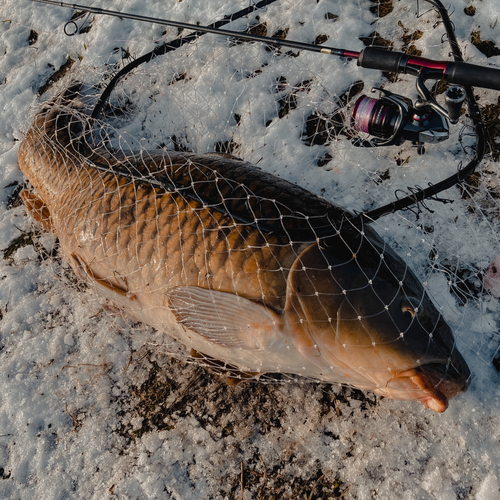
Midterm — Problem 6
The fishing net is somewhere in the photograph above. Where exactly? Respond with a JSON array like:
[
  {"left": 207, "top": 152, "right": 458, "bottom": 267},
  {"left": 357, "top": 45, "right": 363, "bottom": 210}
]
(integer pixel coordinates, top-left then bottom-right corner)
[{"left": 14, "top": 0, "right": 500, "bottom": 407}]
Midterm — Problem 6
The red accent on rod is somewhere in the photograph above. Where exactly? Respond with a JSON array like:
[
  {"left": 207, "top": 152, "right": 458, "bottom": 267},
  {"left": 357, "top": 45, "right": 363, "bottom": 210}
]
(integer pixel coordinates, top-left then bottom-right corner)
[
  {"left": 343, "top": 50, "right": 360, "bottom": 59},
  {"left": 407, "top": 56, "right": 448, "bottom": 74}
]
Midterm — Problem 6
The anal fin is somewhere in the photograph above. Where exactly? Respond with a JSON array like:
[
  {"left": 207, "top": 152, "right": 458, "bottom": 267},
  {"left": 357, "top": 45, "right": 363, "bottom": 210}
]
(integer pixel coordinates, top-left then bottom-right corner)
[{"left": 190, "top": 349, "right": 260, "bottom": 385}]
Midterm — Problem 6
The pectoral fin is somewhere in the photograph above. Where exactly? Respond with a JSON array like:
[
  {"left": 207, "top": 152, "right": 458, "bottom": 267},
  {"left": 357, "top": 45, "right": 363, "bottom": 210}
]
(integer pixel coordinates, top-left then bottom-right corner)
[
  {"left": 167, "top": 286, "right": 286, "bottom": 351},
  {"left": 21, "top": 190, "right": 53, "bottom": 232},
  {"left": 71, "top": 253, "right": 136, "bottom": 301}
]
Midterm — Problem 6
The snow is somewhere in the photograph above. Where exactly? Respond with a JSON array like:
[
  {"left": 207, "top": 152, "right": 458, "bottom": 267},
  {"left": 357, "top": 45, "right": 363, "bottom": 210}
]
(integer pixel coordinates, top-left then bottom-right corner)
[{"left": 1, "top": 0, "right": 500, "bottom": 498}]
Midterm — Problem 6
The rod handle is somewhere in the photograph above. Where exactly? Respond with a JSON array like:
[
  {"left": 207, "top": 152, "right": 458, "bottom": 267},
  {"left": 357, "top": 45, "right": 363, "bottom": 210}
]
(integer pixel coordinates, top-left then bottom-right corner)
[{"left": 358, "top": 46, "right": 500, "bottom": 91}]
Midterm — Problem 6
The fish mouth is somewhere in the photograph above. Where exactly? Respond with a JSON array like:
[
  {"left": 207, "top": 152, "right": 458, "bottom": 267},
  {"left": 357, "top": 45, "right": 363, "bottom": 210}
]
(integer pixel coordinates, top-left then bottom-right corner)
[{"left": 383, "top": 363, "right": 470, "bottom": 413}]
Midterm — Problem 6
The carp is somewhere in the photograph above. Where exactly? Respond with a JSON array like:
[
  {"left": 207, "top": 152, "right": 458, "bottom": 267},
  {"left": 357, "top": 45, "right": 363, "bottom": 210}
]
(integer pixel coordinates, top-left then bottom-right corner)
[{"left": 18, "top": 84, "right": 470, "bottom": 412}]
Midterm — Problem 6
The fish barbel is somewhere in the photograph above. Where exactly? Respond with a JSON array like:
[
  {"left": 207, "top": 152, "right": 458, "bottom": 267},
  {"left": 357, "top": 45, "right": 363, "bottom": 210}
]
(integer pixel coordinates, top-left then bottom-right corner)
[{"left": 18, "top": 84, "right": 470, "bottom": 412}]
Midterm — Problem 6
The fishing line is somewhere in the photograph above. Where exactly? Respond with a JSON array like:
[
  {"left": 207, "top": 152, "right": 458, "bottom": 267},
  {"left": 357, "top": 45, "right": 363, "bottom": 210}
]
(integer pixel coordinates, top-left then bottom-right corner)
[{"left": 31, "top": 0, "right": 489, "bottom": 234}]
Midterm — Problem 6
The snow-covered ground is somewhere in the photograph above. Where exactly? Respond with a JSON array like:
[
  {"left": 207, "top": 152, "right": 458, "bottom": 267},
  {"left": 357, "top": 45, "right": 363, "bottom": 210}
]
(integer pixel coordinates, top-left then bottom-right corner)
[{"left": 1, "top": 0, "right": 500, "bottom": 498}]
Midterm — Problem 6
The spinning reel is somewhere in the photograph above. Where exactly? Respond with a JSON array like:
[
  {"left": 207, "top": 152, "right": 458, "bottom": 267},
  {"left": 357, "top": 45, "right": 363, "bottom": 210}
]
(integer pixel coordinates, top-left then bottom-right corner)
[{"left": 351, "top": 70, "right": 467, "bottom": 154}]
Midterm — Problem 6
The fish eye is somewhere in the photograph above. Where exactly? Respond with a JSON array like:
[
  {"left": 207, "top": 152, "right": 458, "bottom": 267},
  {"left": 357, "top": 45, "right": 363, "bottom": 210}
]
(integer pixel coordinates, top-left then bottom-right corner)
[{"left": 401, "top": 297, "right": 421, "bottom": 319}]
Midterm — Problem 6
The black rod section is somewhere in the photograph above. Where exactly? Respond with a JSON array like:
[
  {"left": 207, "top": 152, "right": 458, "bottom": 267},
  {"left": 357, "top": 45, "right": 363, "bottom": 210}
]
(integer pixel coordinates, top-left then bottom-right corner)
[{"left": 32, "top": 0, "right": 353, "bottom": 57}]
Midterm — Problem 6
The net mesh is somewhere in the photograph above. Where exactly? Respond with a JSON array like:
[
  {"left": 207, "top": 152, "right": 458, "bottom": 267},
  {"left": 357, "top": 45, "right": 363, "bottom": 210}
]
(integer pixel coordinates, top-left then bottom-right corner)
[{"left": 14, "top": 0, "right": 500, "bottom": 410}]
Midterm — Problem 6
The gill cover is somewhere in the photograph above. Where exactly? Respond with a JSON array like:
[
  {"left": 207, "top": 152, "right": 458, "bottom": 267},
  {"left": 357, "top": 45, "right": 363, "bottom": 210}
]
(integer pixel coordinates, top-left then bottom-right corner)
[{"left": 285, "top": 221, "right": 470, "bottom": 390}]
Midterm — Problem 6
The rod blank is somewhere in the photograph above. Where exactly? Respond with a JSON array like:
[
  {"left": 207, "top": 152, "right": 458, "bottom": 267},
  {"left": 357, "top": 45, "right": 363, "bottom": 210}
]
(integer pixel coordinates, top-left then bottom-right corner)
[{"left": 32, "top": 0, "right": 352, "bottom": 57}]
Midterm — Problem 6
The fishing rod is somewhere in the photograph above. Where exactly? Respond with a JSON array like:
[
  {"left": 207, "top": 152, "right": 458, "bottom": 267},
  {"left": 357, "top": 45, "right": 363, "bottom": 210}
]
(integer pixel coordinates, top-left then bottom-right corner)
[
  {"left": 32, "top": 0, "right": 500, "bottom": 92},
  {"left": 32, "top": 0, "right": 488, "bottom": 232}
]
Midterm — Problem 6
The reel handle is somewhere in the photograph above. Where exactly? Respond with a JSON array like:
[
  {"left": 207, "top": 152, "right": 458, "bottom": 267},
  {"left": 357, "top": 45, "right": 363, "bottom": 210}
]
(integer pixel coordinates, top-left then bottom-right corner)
[{"left": 358, "top": 47, "right": 500, "bottom": 91}]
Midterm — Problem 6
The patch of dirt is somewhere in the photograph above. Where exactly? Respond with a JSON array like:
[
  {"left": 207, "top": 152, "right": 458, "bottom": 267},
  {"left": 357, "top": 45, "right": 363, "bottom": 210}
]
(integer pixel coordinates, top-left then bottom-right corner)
[
  {"left": 481, "top": 99, "right": 500, "bottom": 160},
  {"left": 28, "top": 29, "right": 38, "bottom": 46},
  {"left": 118, "top": 349, "right": 379, "bottom": 441},
  {"left": 275, "top": 78, "right": 312, "bottom": 119},
  {"left": 38, "top": 57, "right": 75, "bottom": 96},
  {"left": 359, "top": 31, "right": 393, "bottom": 48},
  {"left": 114, "top": 348, "right": 378, "bottom": 498},
  {"left": 222, "top": 462, "right": 348, "bottom": 499},
  {"left": 263, "top": 27, "right": 295, "bottom": 56},
  {"left": 3, "top": 229, "right": 40, "bottom": 260},
  {"left": 302, "top": 112, "right": 336, "bottom": 146},
  {"left": 439, "top": 259, "right": 484, "bottom": 304},
  {"left": 214, "top": 139, "right": 241, "bottom": 157},
  {"left": 271, "top": 28, "right": 288, "bottom": 40},
  {"left": 69, "top": 11, "right": 93, "bottom": 34},
  {"left": 230, "top": 20, "right": 267, "bottom": 45},
  {"left": 430, "top": 79, "right": 449, "bottom": 96},
  {"left": 400, "top": 23, "right": 423, "bottom": 56},
  {"left": 5, "top": 181, "right": 23, "bottom": 209},
  {"left": 315, "top": 34, "right": 329, "bottom": 45},
  {"left": 471, "top": 30, "right": 500, "bottom": 58},
  {"left": 464, "top": 5, "right": 476, "bottom": 16},
  {"left": 369, "top": 0, "right": 394, "bottom": 18},
  {"left": 374, "top": 169, "right": 391, "bottom": 185},
  {"left": 302, "top": 81, "right": 364, "bottom": 146},
  {"left": 325, "top": 13, "right": 339, "bottom": 21},
  {"left": 317, "top": 153, "right": 333, "bottom": 168}
]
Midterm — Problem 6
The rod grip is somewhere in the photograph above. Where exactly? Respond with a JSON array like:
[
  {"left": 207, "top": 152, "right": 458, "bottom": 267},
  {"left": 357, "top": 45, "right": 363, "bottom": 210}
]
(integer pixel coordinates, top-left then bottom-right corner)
[
  {"left": 357, "top": 47, "right": 406, "bottom": 73},
  {"left": 358, "top": 46, "right": 500, "bottom": 91},
  {"left": 445, "top": 61, "right": 500, "bottom": 91},
  {"left": 358, "top": 47, "right": 408, "bottom": 73}
]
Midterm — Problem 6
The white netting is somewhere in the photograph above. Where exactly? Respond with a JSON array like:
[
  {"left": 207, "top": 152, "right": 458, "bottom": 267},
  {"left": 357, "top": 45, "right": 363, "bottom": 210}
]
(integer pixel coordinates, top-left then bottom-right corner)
[{"left": 13, "top": 0, "right": 500, "bottom": 414}]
